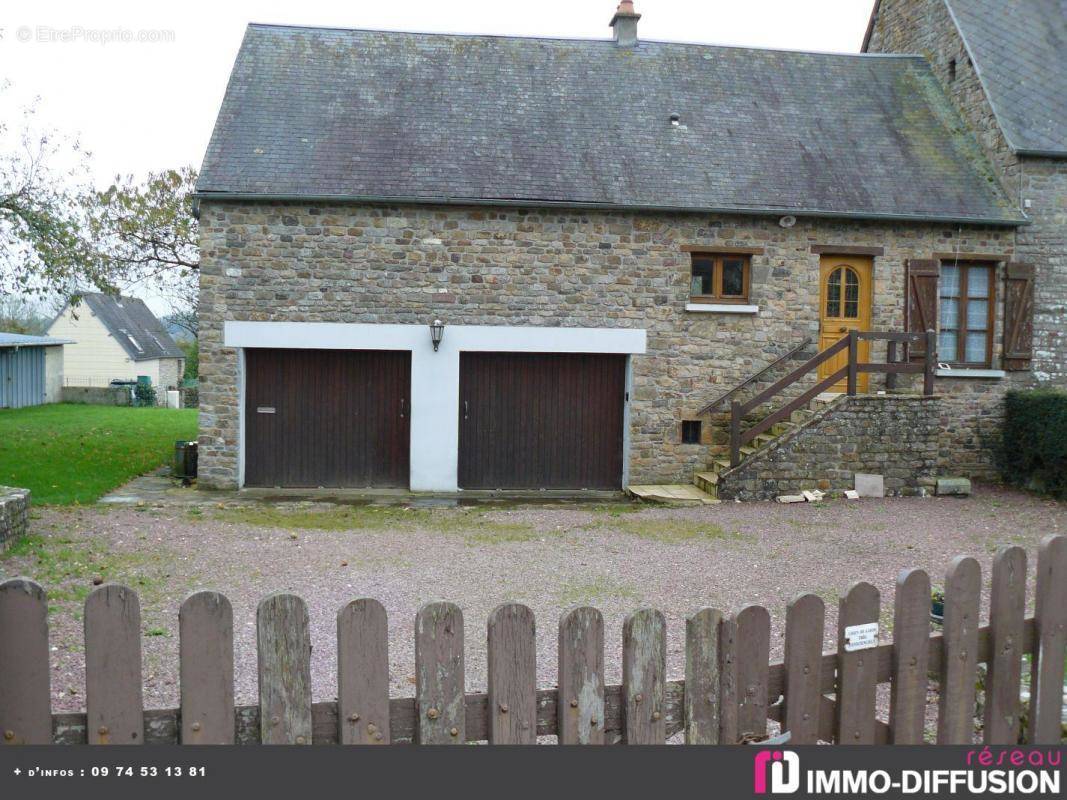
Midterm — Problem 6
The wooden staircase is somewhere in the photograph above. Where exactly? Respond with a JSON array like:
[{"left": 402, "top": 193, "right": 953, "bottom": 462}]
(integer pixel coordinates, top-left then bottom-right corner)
[
  {"left": 693, "top": 329, "right": 936, "bottom": 500},
  {"left": 693, "top": 394, "right": 839, "bottom": 498},
  {"left": 629, "top": 331, "right": 934, "bottom": 505}
]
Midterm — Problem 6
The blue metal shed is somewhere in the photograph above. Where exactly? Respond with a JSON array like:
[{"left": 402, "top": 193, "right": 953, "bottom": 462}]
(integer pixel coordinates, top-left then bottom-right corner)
[{"left": 0, "top": 333, "right": 72, "bottom": 409}]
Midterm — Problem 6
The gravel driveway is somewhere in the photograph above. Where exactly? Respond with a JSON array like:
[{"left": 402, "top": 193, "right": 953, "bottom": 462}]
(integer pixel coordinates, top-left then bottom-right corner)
[{"left": 2, "top": 485, "right": 1063, "bottom": 717}]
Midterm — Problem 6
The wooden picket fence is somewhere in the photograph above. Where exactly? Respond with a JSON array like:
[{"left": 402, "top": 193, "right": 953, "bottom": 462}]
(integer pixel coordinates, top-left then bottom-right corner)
[{"left": 1, "top": 535, "right": 1064, "bottom": 746}]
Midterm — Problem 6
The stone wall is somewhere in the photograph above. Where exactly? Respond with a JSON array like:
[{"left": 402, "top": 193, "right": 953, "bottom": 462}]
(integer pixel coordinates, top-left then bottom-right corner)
[
  {"left": 717, "top": 396, "right": 941, "bottom": 501},
  {"left": 0, "top": 487, "right": 30, "bottom": 552},
  {"left": 157, "top": 358, "right": 184, "bottom": 391},
  {"left": 197, "top": 200, "right": 1022, "bottom": 489},
  {"left": 867, "top": 0, "right": 1067, "bottom": 389},
  {"left": 1019, "top": 157, "right": 1067, "bottom": 385},
  {"left": 61, "top": 386, "right": 131, "bottom": 406}
]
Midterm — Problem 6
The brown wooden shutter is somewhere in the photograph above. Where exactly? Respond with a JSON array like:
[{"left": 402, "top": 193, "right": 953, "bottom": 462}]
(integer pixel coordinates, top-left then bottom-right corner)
[
  {"left": 906, "top": 259, "right": 939, "bottom": 361},
  {"left": 1003, "top": 262, "right": 1035, "bottom": 370}
]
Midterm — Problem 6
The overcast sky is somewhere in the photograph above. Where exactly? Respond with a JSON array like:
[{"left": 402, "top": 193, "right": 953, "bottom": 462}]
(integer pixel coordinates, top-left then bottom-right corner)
[{"left": 1, "top": 0, "right": 876, "bottom": 312}]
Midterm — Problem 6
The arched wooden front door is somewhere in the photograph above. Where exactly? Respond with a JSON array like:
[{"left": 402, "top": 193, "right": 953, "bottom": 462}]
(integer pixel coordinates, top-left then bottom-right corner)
[{"left": 818, "top": 256, "right": 873, "bottom": 393}]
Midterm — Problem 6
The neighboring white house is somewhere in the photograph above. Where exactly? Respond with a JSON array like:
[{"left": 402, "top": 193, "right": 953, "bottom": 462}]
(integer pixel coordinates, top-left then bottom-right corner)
[{"left": 47, "top": 293, "right": 185, "bottom": 388}]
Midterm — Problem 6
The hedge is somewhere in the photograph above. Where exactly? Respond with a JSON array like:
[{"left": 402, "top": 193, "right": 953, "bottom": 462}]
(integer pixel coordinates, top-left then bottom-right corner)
[{"left": 1000, "top": 389, "right": 1067, "bottom": 498}]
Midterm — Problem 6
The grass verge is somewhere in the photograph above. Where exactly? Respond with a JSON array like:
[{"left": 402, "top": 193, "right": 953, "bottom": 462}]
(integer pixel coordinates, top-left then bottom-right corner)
[
  {"left": 207, "top": 504, "right": 542, "bottom": 544},
  {"left": 0, "top": 404, "right": 198, "bottom": 504}
]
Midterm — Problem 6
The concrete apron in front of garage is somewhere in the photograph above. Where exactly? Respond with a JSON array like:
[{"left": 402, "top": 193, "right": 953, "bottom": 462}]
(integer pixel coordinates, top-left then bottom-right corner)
[{"left": 99, "top": 468, "right": 626, "bottom": 509}]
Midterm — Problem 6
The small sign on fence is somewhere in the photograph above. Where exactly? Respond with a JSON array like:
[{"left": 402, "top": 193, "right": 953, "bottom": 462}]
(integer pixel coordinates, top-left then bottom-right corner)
[{"left": 843, "top": 622, "right": 879, "bottom": 652}]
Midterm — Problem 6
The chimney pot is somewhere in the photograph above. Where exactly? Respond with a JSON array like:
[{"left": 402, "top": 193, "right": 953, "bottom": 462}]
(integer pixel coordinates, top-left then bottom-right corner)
[{"left": 609, "top": 1, "right": 640, "bottom": 47}]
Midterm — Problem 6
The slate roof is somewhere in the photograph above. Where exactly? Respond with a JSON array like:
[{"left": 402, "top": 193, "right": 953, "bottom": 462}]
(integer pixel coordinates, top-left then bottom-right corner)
[
  {"left": 0, "top": 333, "right": 72, "bottom": 348},
  {"left": 79, "top": 293, "right": 184, "bottom": 361},
  {"left": 945, "top": 0, "right": 1067, "bottom": 156},
  {"left": 196, "top": 24, "right": 1024, "bottom": 224}
]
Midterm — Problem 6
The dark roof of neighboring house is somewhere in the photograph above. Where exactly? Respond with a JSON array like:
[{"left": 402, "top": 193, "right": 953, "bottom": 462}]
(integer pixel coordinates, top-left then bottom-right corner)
[
  {"left": 0, "top": 332, "right": 72, "bottom": 348},
  {"left": 79, "top": 293, "right": 184, "bottom": 361},
  {"left": 944, "top": 0, "right": 1067, "bottom": 157},
  {"left": 196, "top": 24, "right": 1024, "bottom": 224}
]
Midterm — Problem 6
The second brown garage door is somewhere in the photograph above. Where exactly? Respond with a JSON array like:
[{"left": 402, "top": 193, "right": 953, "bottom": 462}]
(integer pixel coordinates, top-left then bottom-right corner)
[
  {"left": 458, "top": 353, "right": 626, "bottom": 490},
  {"left": 244, "top": 349, "right": 410, "bottom": 488}
]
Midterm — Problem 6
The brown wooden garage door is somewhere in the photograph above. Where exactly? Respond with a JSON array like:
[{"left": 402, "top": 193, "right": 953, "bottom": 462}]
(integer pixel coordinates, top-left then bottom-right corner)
[
  {"left": 458, "top": 353, "right": 626, "bottom": 490},
  {"left": 244, "top": 349, "right": 410, "bottom": 488}
]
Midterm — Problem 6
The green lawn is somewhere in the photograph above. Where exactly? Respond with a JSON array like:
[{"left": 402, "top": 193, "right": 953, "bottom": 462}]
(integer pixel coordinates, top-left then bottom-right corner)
[{"left": 0, "top": 404, "right": 198, "bottom": 504}]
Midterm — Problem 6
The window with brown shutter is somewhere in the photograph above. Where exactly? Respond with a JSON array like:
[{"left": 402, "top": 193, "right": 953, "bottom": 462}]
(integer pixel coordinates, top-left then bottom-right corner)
[
  {"left": 1003, "top": 262, "right": 1035, "bottom": 371},
  {"left": 938, "top": 262, "right": 995, "bottom": 368},
  {"left": 905, "top": 259, "right": 939, "bottom": 361}
]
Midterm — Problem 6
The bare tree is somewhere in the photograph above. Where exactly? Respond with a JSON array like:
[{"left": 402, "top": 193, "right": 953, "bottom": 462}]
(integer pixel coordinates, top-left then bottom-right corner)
[
  {"left": 0, "top": 85, "right": 107, "bottom": 298},
  {"left": 0, "top": 294, "right": 50, "bottom": 334}
]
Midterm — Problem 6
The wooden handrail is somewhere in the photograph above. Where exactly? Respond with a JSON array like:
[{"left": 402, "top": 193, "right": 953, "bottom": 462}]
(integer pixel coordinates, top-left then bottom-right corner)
[
  {"left": 740, "top": 337, "right": 847, "bottom": 416},
  {"left": 696, "top": 337, "right": 812, "bottom": 416},
  {"left": 729, "top": 330, "right": 936, "bottom": 467}
]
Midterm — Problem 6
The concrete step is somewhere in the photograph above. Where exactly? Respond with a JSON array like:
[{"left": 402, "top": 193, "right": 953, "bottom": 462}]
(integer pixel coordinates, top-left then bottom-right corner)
[
  {"left": 812, "top": 392, "right": 842, "bottom": 407},
  {"left": 692, "top": 472, "right": 720, "bottom": 497},
  {"left": 628, "top": 484, "right": 719, "bottom": 505},
  {"left": 712, "top": 458, "right": 732, "bottom": 473}
]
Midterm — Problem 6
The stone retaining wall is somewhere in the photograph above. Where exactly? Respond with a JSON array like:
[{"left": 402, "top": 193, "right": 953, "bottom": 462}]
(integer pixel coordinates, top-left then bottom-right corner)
[
  {"left": 718, "top": 395, "right": 942, "bottom": 501},
  {"left": 61, "top": 386, "right": 132, "bottom": 406},
  {"left": 0, "top": 487, "right": 30, "bottom": 552}
]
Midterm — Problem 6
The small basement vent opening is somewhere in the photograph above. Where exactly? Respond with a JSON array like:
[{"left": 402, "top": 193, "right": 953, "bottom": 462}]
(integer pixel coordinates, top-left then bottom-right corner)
[
  {"left": 948, "top": 58, "right": 957, "bottom": 82},
  {"left": 682, "top": 419, "right": 702, "bottom": 444}
]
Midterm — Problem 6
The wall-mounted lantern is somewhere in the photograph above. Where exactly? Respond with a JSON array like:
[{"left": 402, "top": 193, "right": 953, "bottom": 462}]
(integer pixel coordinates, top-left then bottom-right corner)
[{"left": 430, "top": 319, "right": 445, "bottom": 352}]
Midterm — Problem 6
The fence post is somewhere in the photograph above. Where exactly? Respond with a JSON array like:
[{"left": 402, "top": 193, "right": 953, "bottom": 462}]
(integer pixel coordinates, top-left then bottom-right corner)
[
  {"left": 984, "top": 547, "right": 1026, "bottom": 744},
  {"left": 0, "top": 578, "right": 52, "bottom": 744},
  {"left": 257, "top": 593, "right": 312, "bottom": 745},
  {"left": 717, "top": 614, "right": 739, "bottom": 744},
  {"left": 836, "top": 582, "right": 879, "bottom": 744},
  {"left": 684, "top": 608, "right": 721, "bottom": 744},
  {"left": 415, "top": 602, "right": 465, "bottom": 744},
  {"left": 85, "top": 584, "right": 144, "bottom": 745},
  {"left": 735, "top": 605, "right": 770, "bottom": 741},
  {"left": 846, "top": 330, "right": 858, "bottom": 396},
  {"left": 888, "top": 569, "right": 931, "bottom": 744},
  {"left": 487, "top": 604, "right": 536, "bottom": 744},
  {"left": 729, "top": 401, "right": 742, "bottom": 468},
  {"left": 886, "top": 340, "right": 898, "bottom": 391},
  {"left": 337, "top": 599, "right": 390, "bottom": 745},
  {"left": 180, "top": 591, "right": 235, "bottom": 744},
  {"left": 558, "top": 607, "right": 605, "bottom": 745},
  {"left": 622, "top": 609, "right": 666, "bottom": 744},
  {"left": 1028, "top": 535, "right": 1067, "bottom": 743},
  {"left": 783, "top": 594, "right": 825, "bottom": 744},
  {"left": 923, "top": 330, "right": 936, "bottom": 395},
  {"left": 936, "top": 557, "right": 981, "bottom": 744}
]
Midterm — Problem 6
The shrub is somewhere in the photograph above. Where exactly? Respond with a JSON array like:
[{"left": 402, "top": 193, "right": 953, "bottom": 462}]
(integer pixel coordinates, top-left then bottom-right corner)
[
  {"left": 134, "top": 382, "right": 158, "bottom": 407},
  {"left": 179, "top": 338, "right": 199, "bottom": 380},
  {"left": 1000, "top": 389, "right": 1067, "bottom": 498}
]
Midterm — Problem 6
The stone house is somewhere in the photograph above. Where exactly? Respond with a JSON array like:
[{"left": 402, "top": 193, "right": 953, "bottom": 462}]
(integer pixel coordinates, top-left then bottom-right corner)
[
  {"left": 193, "top": 2, "right": 1065, "bottom": 497},
  {"left": 48, "top": 293, "right": 185, "bottom": 391}
]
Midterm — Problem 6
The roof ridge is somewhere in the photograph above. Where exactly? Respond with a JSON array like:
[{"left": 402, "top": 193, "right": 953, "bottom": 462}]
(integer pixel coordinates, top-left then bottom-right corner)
[{"left": 244, "top": 22, "right": 927, "bottom": 61}]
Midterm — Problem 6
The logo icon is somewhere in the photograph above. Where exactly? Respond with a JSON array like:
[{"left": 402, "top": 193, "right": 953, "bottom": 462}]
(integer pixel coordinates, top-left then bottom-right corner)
[{"left": 754, "top": 750, "right": 801, "bottom": 794}]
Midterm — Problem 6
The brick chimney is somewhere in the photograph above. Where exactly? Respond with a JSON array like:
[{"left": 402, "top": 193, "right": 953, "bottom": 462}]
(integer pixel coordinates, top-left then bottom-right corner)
[{"left": 609, "top": 1, "right": 640, "bottom": 47}]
